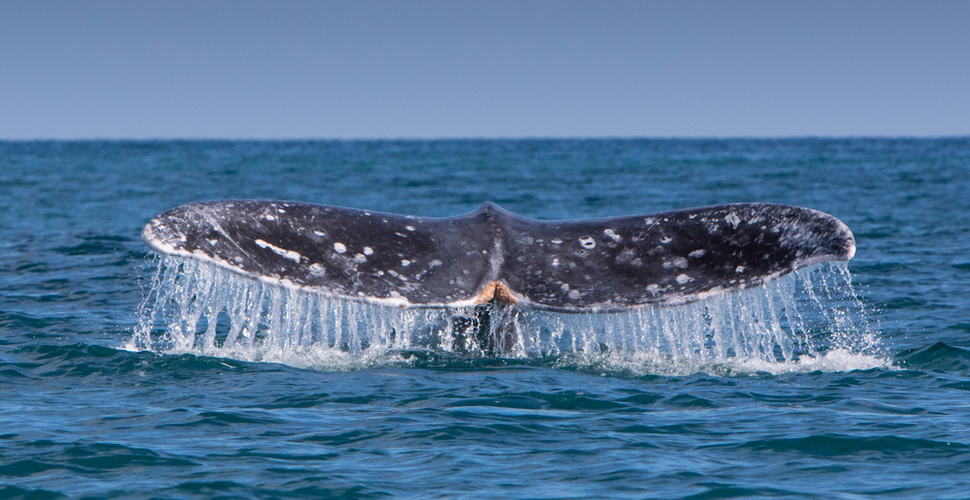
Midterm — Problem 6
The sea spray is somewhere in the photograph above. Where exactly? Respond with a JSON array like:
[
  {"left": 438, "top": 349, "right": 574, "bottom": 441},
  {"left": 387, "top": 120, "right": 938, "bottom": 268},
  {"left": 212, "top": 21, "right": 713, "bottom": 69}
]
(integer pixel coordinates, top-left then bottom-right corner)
[{"left": 130, "top": 256, "right": 883, "bottom": 372}]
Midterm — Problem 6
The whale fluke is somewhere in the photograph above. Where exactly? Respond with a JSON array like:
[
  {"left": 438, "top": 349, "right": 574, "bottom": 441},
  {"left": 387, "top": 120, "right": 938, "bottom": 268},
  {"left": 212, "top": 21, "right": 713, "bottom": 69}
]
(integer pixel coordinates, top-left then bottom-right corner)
[{"left": 142, "top": 201, "right": 855, "bottom": 312}]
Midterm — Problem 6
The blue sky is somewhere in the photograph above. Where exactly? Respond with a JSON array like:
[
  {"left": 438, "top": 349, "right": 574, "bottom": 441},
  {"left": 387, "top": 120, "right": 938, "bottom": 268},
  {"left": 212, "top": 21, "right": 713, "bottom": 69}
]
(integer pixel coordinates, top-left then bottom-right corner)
[{"left": 1, "top": 0, "right": 968, "bottom": 139}]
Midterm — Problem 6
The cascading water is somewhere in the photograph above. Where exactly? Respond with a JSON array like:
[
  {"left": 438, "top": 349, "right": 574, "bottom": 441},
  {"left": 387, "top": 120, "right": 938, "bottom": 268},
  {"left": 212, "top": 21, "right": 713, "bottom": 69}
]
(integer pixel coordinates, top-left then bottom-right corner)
[{"left": 130, "top": 256, "right": 884, "bottom": 373}]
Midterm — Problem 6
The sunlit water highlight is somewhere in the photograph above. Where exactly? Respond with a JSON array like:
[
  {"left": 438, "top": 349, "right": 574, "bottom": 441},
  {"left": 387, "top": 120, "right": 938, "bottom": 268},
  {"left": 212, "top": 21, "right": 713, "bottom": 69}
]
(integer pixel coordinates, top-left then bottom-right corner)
[{"left": 130, "top": 256, "right": 885, "bottom": 375}]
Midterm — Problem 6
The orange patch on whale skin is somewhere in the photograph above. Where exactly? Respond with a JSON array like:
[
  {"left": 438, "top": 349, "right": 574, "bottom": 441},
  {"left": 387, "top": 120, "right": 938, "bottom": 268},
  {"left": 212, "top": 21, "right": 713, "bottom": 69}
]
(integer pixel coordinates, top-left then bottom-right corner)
[{"left": 473, "top": 281, "right": 518, "bottom": 305}]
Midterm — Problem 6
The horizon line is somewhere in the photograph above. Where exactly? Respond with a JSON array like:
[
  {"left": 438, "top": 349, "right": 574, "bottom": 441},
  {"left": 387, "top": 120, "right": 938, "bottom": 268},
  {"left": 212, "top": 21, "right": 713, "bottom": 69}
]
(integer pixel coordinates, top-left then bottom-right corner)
[{"left": 2, "top": 134, "right": 969, "bottom": 142}]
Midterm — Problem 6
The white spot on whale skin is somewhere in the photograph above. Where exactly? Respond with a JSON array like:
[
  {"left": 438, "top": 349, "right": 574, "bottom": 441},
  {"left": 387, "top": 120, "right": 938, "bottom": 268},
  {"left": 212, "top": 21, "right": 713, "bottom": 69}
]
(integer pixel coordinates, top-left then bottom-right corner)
[
  {"left": 313, "top": 230, "right": 326, "bottom": 237},
  {"left": 405, "top": 225, "right": 416, "bottom": 232},
  {"left": 255, "top": 239, "right": 302, "bottom": 263},
  {"left": 309, "top": 263, "right": 326, "bottom": 277},
  {"left": 363, "top": 246, "right": 374, "bottom": 256},
  {"left": 689, "top": 249, "right": 706, "bottom": 258},
  {"left": 551, "top": 257, "right": 560, "bottom": 267},
  {"left": 264, "top": 214, "right": 276, "bottom": 221},
  {"left": 615, "top": 248, "right": 636, "bottom": 265},
  {"left": 333, "top": 242, "right": 347, "bottom": 254},
  {"left": 354, "top": 253, "right": 367, "bottom": 263},
  {"left": 676, "top": 274, "right": 692, "bottom": 284},
  {"left": 725, "top": 211, "right": 741, "bottom": 229},
  {"left": 561, "top": 283, "right": 570, "bottom": 291},
  {"left": 579, "top": 236, "right": 596, "bottom": 249},
  {"left": 603, "top": 228, "right": 622, "bottom": 242},
  {"left": 646, "top": 284, "right": 660, "bottom": 294},
  {"left": 660, "top": 236, "right": 672, "bottom": 244},
  {"left": 736, "top": 265, "right": 746, "bottom": 273},
  {"left": 401, "top": 259, "right": 411, "bottom": 267},
  {"left": 662, "top": 257, "right": 688, "bottom": 269},
  {"left": 568, "top": 289, "right": 581, "bottom": 300},
  {"left": 551, "top": 239, "right": 563, "bottom": 245}
]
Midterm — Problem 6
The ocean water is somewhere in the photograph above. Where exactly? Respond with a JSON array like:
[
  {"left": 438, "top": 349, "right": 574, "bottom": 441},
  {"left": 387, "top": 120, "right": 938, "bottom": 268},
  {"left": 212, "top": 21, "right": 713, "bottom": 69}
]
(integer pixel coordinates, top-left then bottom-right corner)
[{"left": 1, "top": 138, "right": 969, "bottom": 498}]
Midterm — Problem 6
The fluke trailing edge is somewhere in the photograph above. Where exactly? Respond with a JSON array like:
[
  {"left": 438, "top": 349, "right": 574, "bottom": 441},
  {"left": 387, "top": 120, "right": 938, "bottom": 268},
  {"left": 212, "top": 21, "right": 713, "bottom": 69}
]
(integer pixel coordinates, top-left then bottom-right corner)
[{"left": 142, "top": 201, "right": 855, "bottom": 312}]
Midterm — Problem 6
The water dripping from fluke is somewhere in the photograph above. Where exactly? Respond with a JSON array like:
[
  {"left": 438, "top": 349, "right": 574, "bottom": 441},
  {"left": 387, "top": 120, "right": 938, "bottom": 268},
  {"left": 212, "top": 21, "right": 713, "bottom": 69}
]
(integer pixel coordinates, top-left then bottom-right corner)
[
  {"left": 133, "top": 200, "right": 882, "bottom": 373},
  {"left": 128, "top": 256, "right": 886, "bottom": 375}
]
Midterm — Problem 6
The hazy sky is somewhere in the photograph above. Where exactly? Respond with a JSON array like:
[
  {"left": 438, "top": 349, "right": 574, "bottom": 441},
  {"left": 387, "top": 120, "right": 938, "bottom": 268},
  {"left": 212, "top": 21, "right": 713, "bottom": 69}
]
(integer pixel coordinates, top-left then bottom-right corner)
[{"left": 2, "top": 0, "right": 968, "bottom": 139}]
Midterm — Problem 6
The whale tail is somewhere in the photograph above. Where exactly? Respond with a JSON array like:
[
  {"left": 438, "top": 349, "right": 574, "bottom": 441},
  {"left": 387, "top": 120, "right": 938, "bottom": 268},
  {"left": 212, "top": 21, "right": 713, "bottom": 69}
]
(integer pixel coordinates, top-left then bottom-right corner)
[{"left": 140, "top": 200, "right": 855, "bottom": 355}]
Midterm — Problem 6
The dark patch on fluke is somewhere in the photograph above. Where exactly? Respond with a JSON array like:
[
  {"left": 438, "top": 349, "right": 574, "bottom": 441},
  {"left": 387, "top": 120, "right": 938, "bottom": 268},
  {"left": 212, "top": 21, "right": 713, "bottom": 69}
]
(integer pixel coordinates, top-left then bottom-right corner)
[{"left": 142, "top": 200, "right": 855, "bottom": 312}]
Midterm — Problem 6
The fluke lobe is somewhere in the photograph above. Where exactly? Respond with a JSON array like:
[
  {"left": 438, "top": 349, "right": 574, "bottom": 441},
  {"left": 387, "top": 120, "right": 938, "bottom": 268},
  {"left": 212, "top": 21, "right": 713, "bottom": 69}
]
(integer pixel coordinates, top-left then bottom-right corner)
[{"left": 142, "top": 201, "right": 855, "bottom": 312}]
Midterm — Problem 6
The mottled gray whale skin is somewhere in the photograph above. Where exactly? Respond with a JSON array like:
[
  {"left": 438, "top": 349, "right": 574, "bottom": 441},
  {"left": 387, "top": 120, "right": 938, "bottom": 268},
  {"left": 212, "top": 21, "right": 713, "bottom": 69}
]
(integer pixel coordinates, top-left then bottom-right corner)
[{"left": 142, "top": 201, "right": 855, "bottom": 312}]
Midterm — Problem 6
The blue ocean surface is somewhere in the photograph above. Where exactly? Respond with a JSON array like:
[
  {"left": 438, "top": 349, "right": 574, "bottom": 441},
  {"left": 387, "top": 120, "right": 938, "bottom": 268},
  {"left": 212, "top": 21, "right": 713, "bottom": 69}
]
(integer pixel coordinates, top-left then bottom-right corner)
[{"left": 1, "top": 139, "right": 969, "bottom": 498}]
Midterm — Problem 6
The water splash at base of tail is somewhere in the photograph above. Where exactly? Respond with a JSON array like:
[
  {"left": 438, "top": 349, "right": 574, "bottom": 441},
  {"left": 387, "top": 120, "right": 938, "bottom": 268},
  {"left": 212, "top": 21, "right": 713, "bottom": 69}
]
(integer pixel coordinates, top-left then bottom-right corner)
[{"left": 129, "top": 257, "right": 885, "bottom": 374}]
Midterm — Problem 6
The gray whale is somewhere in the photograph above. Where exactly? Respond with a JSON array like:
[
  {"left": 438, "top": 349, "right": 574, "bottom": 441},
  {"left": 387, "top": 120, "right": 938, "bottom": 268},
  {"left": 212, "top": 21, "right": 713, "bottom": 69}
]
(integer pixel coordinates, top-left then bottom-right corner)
[{"left": 142, "top": 201, "right": 855, "bottom": 313}]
